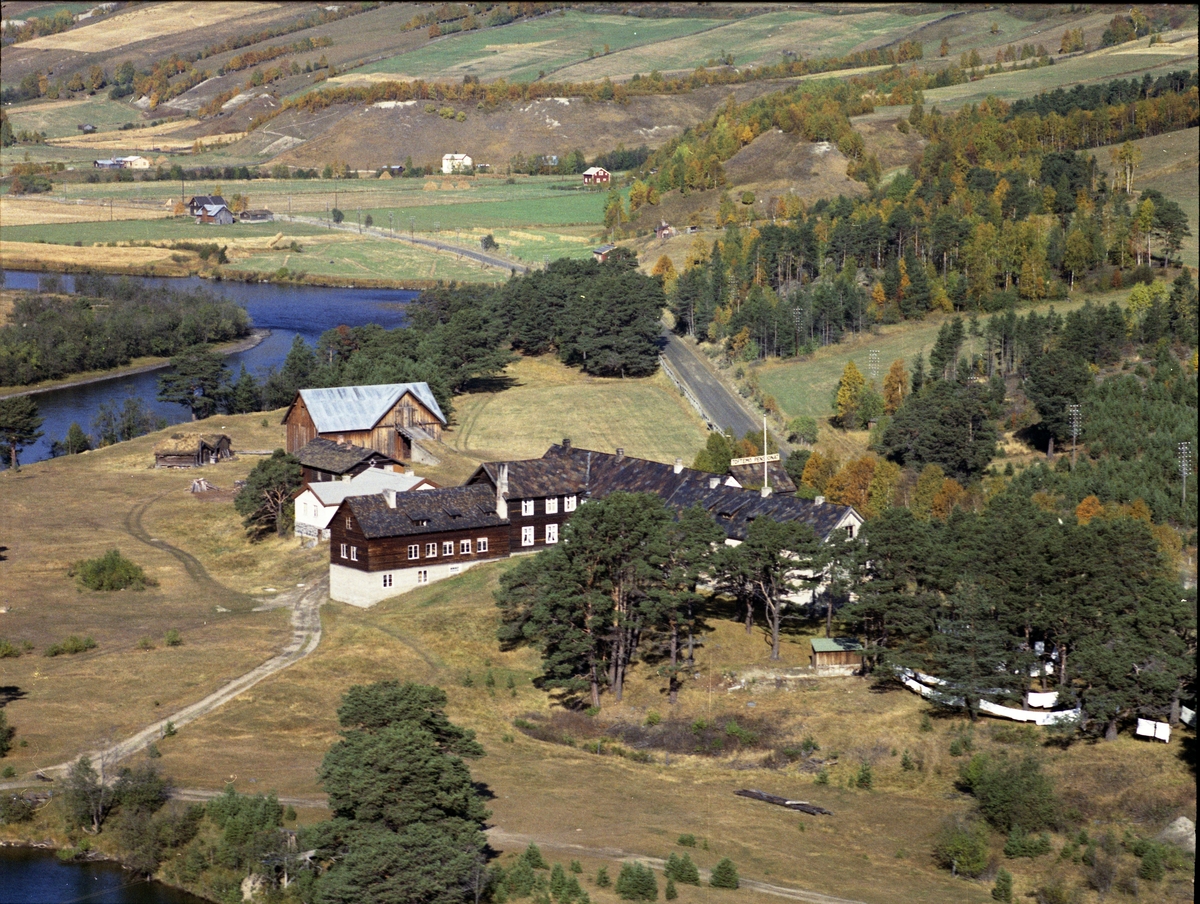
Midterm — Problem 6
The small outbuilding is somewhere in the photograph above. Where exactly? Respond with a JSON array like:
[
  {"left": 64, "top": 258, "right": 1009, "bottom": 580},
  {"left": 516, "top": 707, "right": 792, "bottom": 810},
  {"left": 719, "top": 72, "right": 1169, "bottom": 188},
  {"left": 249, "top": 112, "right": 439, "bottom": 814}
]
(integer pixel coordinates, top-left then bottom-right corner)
[
  {"left": 582, "top": 166, "right": 610, "bottom": 185},
  {"left": 810, "top": 637, "right": 864, "bottom": 672},
  {"left": 196, "top": 203, "right": 233, "bottom": 225},
  {"left": 592, "top": 243, "right": 616, "bottom": 263},
  {"left": 154, "top": 433, "right": 233, "bottom": 468}
]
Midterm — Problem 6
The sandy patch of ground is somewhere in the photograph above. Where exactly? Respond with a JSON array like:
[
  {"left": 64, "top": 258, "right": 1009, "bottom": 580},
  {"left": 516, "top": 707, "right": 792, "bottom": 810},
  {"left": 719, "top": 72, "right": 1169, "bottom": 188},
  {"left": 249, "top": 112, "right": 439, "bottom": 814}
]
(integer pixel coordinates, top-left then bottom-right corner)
[
  {"left": 0, "top": 197, "right": 170, "bottom": 225},
  {"left": 19, "top": 2, "right": 277, "bottom": 52}
]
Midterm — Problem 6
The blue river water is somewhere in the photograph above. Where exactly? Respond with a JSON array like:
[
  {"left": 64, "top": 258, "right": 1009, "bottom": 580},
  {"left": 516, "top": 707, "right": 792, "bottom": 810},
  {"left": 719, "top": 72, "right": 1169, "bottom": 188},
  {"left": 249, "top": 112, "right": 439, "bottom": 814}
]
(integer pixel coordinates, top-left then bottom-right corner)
[
  {"left": 0, "top": 846, "right": 208, "bottom": 903},
  {"left": 2, "top": 271, "right": 417, "bottom": 464}
]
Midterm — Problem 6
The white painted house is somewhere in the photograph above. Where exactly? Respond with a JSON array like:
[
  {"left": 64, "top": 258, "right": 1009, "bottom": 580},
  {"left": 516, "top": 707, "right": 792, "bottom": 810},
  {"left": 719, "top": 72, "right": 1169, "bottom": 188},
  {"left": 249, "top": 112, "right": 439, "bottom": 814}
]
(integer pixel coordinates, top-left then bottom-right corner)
[
  {"left": 441, "top": 153, "right": 473, "bottom": 173},
  {"left": 295, "top": 468, "right": 434, "bottom": 540}
]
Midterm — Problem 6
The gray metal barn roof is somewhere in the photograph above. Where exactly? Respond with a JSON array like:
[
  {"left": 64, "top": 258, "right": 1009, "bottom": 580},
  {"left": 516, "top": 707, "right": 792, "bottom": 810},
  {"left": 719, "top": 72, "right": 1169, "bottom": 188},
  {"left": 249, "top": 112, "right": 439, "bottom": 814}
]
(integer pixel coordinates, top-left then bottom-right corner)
[{"left": 298, "top": 383, "right": 446, "bottom": 433}]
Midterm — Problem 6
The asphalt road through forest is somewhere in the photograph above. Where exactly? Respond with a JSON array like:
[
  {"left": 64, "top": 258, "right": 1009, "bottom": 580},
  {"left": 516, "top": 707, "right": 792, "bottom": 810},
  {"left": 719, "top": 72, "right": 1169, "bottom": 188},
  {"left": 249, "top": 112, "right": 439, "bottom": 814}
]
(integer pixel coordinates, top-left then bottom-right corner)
[{"left": 660, "top": 331, "right": 765, "bottom": 441}]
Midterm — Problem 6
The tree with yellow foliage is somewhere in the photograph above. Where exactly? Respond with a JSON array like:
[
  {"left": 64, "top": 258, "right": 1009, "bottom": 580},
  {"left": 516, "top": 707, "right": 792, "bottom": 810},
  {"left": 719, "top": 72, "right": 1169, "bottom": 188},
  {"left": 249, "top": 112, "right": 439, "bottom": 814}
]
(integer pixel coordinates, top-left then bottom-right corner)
[
  {"left": 910, "top": 463, "right": 945, "bottom": 520},
  {"left": 882, "top": 359, "right": 908, "bottom": 414},
  {"left": 1075, "top": 495, "right": 1104, "bottom": 525},
  {"left": 834, "top": 360, "right": 866, "bottom": 429},
  {"left": 800, "top": 451, "right": 840, "bottom": 494},
  {"left": 930, "top": 477, "right": 967, "bottom": 520},
  {"left": 651, "top": 254, "right": 677, "bottom": 293},
  {"left": 824, "top": 456, "right": 877, "bottom": 512}
]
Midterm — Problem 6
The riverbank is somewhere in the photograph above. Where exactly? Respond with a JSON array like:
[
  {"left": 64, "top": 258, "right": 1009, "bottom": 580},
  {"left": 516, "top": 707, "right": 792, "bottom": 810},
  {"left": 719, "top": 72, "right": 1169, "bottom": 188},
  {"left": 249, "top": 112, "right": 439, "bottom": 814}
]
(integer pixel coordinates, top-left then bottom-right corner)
[{"left": 0, "top": 329, "right": 269, "bottom": 400}]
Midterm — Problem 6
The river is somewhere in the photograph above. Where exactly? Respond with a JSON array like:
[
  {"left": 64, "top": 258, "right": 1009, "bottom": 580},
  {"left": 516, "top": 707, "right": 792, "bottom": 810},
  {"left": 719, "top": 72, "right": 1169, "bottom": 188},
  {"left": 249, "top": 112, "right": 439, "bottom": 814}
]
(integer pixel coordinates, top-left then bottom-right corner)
[
  {"left": 2, "top": 271, "right": 417, "bottom": 464},
  {"left": 0, "top": 846, "right": 209, "bottom": 903}
]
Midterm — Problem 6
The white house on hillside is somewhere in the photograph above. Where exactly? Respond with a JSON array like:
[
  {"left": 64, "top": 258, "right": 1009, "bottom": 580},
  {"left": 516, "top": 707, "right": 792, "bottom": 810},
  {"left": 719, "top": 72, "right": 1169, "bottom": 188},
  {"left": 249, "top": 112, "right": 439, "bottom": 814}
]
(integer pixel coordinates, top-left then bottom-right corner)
[
  {"left": 295, "top": 468, "right": 435, "bottom": 540},
  {"left": 442, "top": 153, "right": 473, "bottom": 173}
]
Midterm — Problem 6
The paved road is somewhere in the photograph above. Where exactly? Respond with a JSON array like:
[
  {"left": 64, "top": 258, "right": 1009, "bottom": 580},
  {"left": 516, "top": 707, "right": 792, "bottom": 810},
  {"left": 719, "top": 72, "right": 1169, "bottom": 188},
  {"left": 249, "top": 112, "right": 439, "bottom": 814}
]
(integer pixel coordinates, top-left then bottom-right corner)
[
  {"left": 660, "top": 331, "right": 764, "bottom": 441},
  {"left": 276, "top": 214, "right": 528, "bottom": 274}
]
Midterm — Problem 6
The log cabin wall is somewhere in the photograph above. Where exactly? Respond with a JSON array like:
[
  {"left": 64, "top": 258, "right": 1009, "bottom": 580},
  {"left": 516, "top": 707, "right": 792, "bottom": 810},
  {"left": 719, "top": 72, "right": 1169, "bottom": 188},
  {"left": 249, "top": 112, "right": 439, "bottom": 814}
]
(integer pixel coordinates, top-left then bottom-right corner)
[{"left": 284, "top": 399, "right": 317, "bottom": 454}]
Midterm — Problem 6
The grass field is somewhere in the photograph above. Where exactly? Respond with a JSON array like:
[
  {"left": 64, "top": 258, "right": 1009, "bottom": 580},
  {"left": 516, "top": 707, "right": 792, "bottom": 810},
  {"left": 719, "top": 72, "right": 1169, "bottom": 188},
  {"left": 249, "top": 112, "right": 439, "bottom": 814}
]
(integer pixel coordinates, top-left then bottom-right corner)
[
  {"left": 0, "top": 218, "right": 328, "bottom": 245},
  {"left": 347, "top": 10, "right": 722, "bottom": 84},
  {"left": 755, "top": 291, "right": 1136, "bottom": 423},
  {"left": 15, "top": 1, "right": 274, "bottom": 52},
  {"left": 2, "top": 96, "right": 146, "bottom": 139},
  {"left": 447, "top": 355, "right": 710, "bottom": 463}
]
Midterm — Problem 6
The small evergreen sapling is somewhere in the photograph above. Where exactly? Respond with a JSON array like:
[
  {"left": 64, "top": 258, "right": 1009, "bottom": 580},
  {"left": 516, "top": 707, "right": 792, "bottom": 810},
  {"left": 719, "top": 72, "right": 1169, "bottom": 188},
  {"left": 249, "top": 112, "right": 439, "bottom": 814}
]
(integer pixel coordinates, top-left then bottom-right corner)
[
  {"left": 991, "top": 868, "right": 1013, "bottom": 902},
  {"left": 709, "top": 858, "right": 739, "bottom": 889}
]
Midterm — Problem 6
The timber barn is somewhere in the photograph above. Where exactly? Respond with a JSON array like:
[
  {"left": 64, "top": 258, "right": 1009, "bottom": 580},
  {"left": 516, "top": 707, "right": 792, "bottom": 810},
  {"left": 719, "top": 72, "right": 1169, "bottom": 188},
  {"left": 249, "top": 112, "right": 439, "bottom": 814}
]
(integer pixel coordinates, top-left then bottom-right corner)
[
  {"left": 153, "top": 433, "right": 233, "bottom": 468},
  {"left": 282, "top": 383, "right": 446, "bottom": 459}
]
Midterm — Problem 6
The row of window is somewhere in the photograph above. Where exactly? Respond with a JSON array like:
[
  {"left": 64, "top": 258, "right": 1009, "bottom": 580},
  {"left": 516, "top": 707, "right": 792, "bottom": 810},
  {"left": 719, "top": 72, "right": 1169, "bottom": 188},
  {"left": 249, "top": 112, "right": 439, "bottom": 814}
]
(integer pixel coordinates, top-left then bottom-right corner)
[
  {"left": 522, "top": 524, "right": 557, "bottom": 546},
  {"left": 408, "top": 538, "right": 489, "bottom": 560},
  {"left": 339, "top": 543, "right": 358, "bottom": 561},
  {"left": 519, "top": 495, "right": 577, "bottom": 517}
]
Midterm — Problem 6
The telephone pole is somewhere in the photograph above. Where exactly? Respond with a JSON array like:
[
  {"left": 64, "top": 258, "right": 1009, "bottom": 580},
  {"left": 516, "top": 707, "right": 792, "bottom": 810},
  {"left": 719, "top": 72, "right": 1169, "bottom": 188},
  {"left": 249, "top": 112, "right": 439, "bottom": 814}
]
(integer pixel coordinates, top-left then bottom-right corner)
[
  {"left": 1180, "top": 442, "right": 1191, "bottom": 509},
  {"left": 1068, "top": 404, "right": 1081, "bottom": 468}
]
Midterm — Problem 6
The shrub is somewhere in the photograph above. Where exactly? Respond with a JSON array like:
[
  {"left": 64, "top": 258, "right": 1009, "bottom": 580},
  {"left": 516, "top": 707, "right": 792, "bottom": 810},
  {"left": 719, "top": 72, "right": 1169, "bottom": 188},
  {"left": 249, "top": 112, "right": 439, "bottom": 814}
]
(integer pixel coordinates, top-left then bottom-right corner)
[
  {"left": 855, "top": 761, "right": 873, "bottom": 790},
  {"left": 709, "top": 858, "right": 739, "bottom": 889},
  {"left": 0, "top": 792, "right": 35, "bottom": 824},
  {"left": 70, "top": 549, "right": 156, "bottom": 591},
  {"left": 677, "top": 834, "right": 696, "bottom": 847},
  {"left": 165, "top": 629, "right": 182, "bottom": 647},
  {"left": 932, "top": 816, "right": 989, "bottom": 877},
  {"left": 992, "top": 868, "right": 1013, "bottom": 902},
  {"left": 959, "top": 753, "right": 1058, "bottom": 833},
  {"left": 814, "top": 768, "right": 829, "bottom": 785},
  {"left": 1137, "top": 845, "right": 1164, "bottom": 881},
  {"left": 900, "top": 749, "right": 916, "bottom": 771},
  {"left": 665, "top": 878, "right": 677, "bottom": 900},
  {"left": 596, "top": 866, "right": 611, "bottom": 887},
  {"left": 44, "top": 635, "right": 97, "bottom": 657},
  {"left": 0, "top": 639, "right": 20, "bottom": 659},
  {"left": 665, "top": 852, "right": 700, "bottom": 885},
  {"left": 1004, "top": 827, "right": 1052, "bottom": 858},
  {"left": 521, "top": 842, "right": 548, "bottom": 870},
  {"left": 570, "top": 860, "right": 582, "bottom": 873},
  {"left": 616, "top": 861, "right": 658, "bottom": 900}
]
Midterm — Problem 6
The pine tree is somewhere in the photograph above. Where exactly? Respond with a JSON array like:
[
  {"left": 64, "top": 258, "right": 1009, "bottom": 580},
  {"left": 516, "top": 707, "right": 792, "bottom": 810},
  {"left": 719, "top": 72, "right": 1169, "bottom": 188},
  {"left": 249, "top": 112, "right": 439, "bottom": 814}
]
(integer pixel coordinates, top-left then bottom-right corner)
[
  {"left": 709, "top": 858, "right": 739, "bottom": 889},
  {"left": 991, "top": 867, "right": 1014, "bottom": 902},
  {"left": 0, "top": 395, "right": 44, "bottom": 470},
  {"left": 157, "top": 346, "right": 229, "bottom": 420},
  {"left": 665, "top": 877, "right": 677, "bottom": 900}
]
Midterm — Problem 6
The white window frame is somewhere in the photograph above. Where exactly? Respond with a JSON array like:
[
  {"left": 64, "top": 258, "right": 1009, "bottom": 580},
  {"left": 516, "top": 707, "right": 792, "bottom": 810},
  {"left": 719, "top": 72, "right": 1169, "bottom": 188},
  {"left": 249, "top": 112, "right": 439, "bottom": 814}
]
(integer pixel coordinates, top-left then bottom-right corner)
[
  {"left": 521, "top": 525, "right": 535, "bottom": 547},
  {"left": 460, "top": 540, "right": 471, "bottom": 555},
  {"left": 408, "top": 544, "right": 419, "bottom": 560},
  {"left": 382, "top": 574, "right": 393, "bottom": 588},
  {"left": 564, "top": 495, "right": 577, "bottom": 512},
  {"left": 545, "top": 523, "right": 558, "bottom": 544},
  {"left": 416, "top": 569, "right": 429, "bottom": 584},
  {"left": 443, "top": 541, "right": 454, "bottom": 556},
  {"left": 339, "top": 543, "right": 348, "bottom": 559},
  {"left": 426, "top": 543, "right": 437, "bottom": 557},
  {"left": 349, "top": 546, "right": 358, "bottom": 562},
  {"left": 521, "top": 499, "right": 535, "bottom": 516},
  {"left": 545, "top": 497, "right": 558, "bottom": 514},
  {"left": 476, "top": 537, "right": 489, "bottom": 553},
  {"left": 345, "top": 516, "right": 352, "bottom": 530}
]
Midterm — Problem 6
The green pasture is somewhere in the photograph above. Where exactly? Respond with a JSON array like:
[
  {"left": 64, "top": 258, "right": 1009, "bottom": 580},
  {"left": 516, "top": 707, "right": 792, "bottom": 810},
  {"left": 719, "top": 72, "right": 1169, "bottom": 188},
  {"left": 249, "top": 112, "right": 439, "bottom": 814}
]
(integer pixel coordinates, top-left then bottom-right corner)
[
  {"left": 350, "top": 10, "right": 721, "bottom": 84},
  {"left": 756, "top": 291, "right": 1129, "bottom": 421},
  {"left": 447, "top": 356, "right": 709, "bottom": 463},
  {"left": 233, "top": 234, "right": 509, "bottom": 285},
  {"left": 355, "top": 191, "right": 605, "bottom": 234},
  {"left": 555, "top": 8, "right": 946, "bottom": 81},
  {"left": 1142, "top": 167, "right": 1199, "bottom": 268},
  {"left": 910, "top": 41, "right": 1199, "bottom": 111},
  {"left": 0, "top": 219, "right": 329, "bottom": 245},
  {"left": 3, "top": 97, "right": 145, "bottom": 139}
]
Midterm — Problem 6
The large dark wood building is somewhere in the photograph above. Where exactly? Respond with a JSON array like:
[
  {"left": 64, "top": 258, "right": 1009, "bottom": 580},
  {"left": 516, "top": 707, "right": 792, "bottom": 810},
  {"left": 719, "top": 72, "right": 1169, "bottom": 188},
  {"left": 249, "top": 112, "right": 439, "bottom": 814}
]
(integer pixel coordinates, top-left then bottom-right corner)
[
  {"left": 329, "top": 440, "right": 862, "bottom": 607},
  {"left": 282, "top": 383, "right": 446, "bottom": 460},
  {"left": 329, "top": 484, "right": 510, "bottom": 606}
]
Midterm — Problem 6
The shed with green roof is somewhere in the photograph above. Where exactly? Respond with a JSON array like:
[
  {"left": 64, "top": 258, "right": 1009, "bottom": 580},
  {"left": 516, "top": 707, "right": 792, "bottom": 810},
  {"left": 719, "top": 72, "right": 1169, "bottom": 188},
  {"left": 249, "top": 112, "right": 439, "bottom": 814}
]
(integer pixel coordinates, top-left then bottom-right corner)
[{"left": 810, "top": 637, "right": 864, "bottom": 670}]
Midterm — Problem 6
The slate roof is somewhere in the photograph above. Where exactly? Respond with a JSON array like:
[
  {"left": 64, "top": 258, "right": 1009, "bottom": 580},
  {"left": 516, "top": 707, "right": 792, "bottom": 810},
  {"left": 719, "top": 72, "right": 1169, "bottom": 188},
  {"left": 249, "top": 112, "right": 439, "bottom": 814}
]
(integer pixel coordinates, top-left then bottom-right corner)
[
  {"left": 344, "top": 484, "right": 505, "bottom": 539},
  {"left": 187, "top": 195, "right": 226, "bottom": 208},
  {"left": 470, "top": 443, "right": 860, "bottom": 542},
  {"left": 296, "top": 437, "right": 400, "bottom": 474},
  {"left": 306, "top": 469, "right": 430, "bottom": 507},
  {"left": 294, "top": 383, "right": 446, "bottom": 433},
  {"left": 728, "top": 460, "right": 797, "bottom": 495}
]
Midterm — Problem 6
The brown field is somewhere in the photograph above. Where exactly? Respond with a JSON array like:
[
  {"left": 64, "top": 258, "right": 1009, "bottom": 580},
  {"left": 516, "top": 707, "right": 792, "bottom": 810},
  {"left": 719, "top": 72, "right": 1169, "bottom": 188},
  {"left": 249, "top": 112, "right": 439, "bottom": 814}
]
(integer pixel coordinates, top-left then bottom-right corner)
[
  {"left": 18, "top": 2, "right": 277, "bottom": 52},
  {"left": 0, "top": 240, "right": 196, "bottom": 276},
  {"left": 0, "top": 196, "right": 172, "bottom": 226}
]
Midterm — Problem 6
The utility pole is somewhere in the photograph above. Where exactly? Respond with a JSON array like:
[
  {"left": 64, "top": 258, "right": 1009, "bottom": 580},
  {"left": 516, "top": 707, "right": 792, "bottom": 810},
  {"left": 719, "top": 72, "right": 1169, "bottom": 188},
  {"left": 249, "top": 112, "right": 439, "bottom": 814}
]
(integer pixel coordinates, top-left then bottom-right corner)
[
  {"left": 388, "top": 211, "right": 393, "bottom": 235},
  {"left": 1068, "top": 404, "right": 1081, "bottom": 468},
  {"left": 868, "top": 349, "right": 880, "bottom": 382},
  {"left": 410, "top": 216, "right": 415, "bottom": 240}
]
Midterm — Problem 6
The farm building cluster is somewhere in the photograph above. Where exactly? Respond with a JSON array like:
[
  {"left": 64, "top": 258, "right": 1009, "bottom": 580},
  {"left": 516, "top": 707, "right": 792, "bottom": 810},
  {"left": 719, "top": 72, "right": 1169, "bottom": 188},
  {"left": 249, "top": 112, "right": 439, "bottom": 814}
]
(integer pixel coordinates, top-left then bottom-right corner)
[
  {"left": 273, "top": 381, "right": 862, "bottom": 608},
  {"left": 182, "top": 195, "right": 273, "bottom": 225}
]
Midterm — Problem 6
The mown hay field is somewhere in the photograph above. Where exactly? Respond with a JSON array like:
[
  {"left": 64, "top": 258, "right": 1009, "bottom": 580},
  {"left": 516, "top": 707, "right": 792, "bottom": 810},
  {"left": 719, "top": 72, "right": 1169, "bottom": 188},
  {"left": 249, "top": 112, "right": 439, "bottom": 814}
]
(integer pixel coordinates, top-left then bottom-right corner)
[
  {"left": 16, "top": 1, "right": 275, "bottom": 52},
  {"left": 0, "top": 196, "right": 171, "bottom": 225},
  {"left": 447, "top": 355, "right": 710, "bottom": 464},
  {"left": 347, "top": 10, "right": 722, "bottom": 85}
]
